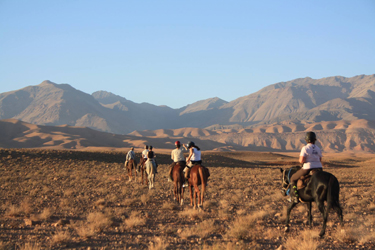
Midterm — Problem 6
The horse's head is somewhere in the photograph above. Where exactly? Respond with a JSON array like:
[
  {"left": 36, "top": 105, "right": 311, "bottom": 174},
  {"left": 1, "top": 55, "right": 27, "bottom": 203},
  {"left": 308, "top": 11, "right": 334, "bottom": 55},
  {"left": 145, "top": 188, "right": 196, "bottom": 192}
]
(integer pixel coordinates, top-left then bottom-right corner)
[
  {"left": 280, "top": 168, "right": 289, "bottom": 190},
  {"left": 279, "top": 166, "right": 301, "bottom": 190}
]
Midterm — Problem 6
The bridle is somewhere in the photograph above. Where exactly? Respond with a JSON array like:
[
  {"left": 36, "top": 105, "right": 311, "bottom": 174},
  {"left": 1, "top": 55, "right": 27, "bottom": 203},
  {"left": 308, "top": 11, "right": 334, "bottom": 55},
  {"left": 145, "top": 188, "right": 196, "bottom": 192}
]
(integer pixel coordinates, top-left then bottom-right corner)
[{"left": 282, "top": 168, "right": 294, "bottom": 190}]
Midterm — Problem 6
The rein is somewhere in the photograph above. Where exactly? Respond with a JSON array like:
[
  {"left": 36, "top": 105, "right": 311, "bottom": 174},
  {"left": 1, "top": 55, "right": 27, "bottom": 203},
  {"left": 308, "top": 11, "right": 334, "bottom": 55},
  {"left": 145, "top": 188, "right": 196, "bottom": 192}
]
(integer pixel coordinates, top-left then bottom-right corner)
[{"left": 282, "top": 168, "right": 294, "bottom": 190}]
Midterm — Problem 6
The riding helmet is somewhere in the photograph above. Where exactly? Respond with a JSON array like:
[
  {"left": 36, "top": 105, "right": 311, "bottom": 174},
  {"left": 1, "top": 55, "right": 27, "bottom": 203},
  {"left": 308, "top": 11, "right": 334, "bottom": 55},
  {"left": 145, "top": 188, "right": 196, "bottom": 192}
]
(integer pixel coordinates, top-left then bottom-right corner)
[
  {"left": 186, "top": 141, "right": 195, "bottom": 148},
  {"left": 175, "top": 141, "right": 180, "bottom": 146},
  {"left": 305, "top": 132, "right": 317, "bottom": 143}
]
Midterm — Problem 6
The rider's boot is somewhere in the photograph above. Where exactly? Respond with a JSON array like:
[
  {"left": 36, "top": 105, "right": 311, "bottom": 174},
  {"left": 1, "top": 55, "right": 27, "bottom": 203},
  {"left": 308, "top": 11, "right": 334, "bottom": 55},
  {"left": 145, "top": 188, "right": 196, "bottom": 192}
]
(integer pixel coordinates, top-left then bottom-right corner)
[{"left": 289, "top": 182, "right": 299, "bottom": 203}]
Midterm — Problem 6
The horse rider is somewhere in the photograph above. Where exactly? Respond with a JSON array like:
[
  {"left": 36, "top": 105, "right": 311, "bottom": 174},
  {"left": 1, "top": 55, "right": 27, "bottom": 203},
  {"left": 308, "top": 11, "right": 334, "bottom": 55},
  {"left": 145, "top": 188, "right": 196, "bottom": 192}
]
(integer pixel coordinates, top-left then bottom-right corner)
[
  {"left": 167, "top": 140, "right": 186, "bottom": 182},
  {"left": 183, "top": 141, "right": 202, "bottom": 186},
  {"left": 146, "top": 145, "right": 157, "bottom": 173},
  {"left": 139, "top": 145, "right": 149, "bottom": 172},
  {"left": 124, "top": 147, "right": 136, "bottom": 170},
  {"left": 288, "top": 131, "right": 323, "bottom": 203}
]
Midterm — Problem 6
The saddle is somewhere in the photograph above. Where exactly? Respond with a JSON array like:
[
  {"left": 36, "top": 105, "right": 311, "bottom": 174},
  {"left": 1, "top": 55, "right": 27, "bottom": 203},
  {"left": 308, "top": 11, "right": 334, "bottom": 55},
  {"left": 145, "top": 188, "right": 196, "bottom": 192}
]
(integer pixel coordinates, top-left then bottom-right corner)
[{"left": 296, "top": 169, "right": 321, "bottom": 190}]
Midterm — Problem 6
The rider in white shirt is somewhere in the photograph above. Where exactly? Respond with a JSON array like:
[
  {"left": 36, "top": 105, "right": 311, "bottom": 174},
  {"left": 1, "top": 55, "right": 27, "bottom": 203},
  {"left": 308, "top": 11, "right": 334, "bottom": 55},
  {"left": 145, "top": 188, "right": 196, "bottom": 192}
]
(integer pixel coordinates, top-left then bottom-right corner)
[
  {"left": 289, "top": 132, "right": 323, "bottom": 203},
  {"left": 184, "top": 141, "right": 202, "bottom": 186},
  {"left": 168, "top": 141, "right": 186, "bottom": 182}
]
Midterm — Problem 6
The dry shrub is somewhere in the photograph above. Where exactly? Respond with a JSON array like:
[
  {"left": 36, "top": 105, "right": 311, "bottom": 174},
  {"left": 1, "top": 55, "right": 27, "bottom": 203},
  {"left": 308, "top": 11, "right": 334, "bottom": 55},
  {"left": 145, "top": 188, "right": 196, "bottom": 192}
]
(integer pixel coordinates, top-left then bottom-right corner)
[
  {"left": 124, "top": 211, "right": 146, "bottom": 228},
  {"left": 0, "top": 241, "right": 11, "bottom": 250},
  {"left": 179, "top": 219, "right": 218, "bottom": 239},
  {"left": 204, "top": 200, "right": 218, "bottom": 209},
  {"left": 38, "top": 208, "right": 53, "bottom": 221},
  {"left": 20, "top": 199, "right": 33, "bottom": 215},
  {"left": 149, "top": 237, "right": 169, "bottom": 250},
  {"left": 87, "top": 211, "right": 112, "bottom": 232},
  {"left": 225, "top": 210, "right": 269, "bottom": 240},
  {"left": 179, "top": 208, "right": 206, "bottom": 220},
  {"left": 51, "top": 230, "right": 71, "bottom": 245},
  {"left": 334, "top": 226, "right": 363, "bottom": 243},
  {"left": 74, "top": 222, "right": 96, "bottom": 239},
  {"left": 359, "top": 230, "right": 375, "bottom": 244},
  {"left": 140, "top": 194, "right": 150, "bottom": 205},
  {"left": 18, "top": 242, "right": 41, "bottom": 250},
  {"left": 123, "top": 198, "right": 139, "bottom": 206},
  {"left": 5, "top": 204, "right": 23, "bottom": 217},
  {"left": 202, "top": 241, "right": 247, "bottom": 250},
  {"left": 161, "top": 201, "right": 178, "bottom": 210},
  {"left": 284, "top": 229, "right": 321, "bottom": 250}
]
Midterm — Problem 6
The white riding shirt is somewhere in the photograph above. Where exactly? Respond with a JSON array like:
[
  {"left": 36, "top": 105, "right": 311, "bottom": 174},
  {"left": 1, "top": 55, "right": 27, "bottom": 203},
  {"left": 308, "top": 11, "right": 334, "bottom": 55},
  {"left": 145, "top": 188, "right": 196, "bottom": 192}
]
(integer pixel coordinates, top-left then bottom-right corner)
[
  {"left": 300, "top": 144, "right": 322, "bottom": 170},
  {"left": 190, "top": 147, "right": 201, "bottom": 161}
]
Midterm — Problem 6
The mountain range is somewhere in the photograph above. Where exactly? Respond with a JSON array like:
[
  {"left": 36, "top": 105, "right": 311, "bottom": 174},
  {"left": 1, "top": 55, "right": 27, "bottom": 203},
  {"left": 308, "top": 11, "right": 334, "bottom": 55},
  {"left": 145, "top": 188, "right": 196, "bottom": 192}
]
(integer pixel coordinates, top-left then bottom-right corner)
[{"left": 1, "top": 74, "right": 375, "bottom": 152}]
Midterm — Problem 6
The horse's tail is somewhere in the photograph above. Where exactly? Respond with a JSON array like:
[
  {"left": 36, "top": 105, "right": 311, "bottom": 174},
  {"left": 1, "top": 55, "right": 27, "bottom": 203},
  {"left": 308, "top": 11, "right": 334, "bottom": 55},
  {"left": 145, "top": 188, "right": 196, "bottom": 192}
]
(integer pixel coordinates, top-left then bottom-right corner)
[
  {"left": 327, "top": 174, "right": 341, "bottom": 212},
  {"left": 198, "top": 165, "right": 206, "bottom": 196}
]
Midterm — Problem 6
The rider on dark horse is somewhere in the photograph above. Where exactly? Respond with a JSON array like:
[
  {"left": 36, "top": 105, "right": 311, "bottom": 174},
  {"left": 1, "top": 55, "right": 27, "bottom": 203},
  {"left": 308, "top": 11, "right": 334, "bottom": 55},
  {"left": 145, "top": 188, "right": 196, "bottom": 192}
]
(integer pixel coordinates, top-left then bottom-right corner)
[
  {"left": 168, "top": 140, "right": 186, "bottom": 182},
  {"left": 286, "top": 131, "right": 323, "bottom": 203},
  {"left": 183, "top": 141, "right": 202, "bottom": 186}
]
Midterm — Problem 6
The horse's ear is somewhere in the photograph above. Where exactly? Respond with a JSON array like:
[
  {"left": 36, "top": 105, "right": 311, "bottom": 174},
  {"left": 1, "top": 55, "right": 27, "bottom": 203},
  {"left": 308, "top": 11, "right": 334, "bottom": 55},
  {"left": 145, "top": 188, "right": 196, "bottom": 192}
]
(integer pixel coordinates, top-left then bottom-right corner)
[{"left": 280, "top": 168, "right": 284, "bottom": 173}]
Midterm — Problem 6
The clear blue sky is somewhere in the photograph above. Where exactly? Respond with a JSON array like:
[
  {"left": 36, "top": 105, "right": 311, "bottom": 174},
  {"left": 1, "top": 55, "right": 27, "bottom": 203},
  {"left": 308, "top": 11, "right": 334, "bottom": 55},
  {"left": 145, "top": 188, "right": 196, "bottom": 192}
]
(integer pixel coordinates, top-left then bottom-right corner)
[{"left": 1, "top": 0, "right": 374, "bottom": 108}]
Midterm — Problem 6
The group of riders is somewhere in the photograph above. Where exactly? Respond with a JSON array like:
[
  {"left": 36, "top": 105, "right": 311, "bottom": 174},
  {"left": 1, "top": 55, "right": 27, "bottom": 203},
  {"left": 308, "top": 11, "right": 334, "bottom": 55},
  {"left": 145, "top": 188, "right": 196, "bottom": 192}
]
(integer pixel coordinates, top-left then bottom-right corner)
[
  {"left": 124, "top": 140, "right": 202, "bottom": 186},
  {"left": 124, "top": 131, "right": 322, "bottom": 203}
]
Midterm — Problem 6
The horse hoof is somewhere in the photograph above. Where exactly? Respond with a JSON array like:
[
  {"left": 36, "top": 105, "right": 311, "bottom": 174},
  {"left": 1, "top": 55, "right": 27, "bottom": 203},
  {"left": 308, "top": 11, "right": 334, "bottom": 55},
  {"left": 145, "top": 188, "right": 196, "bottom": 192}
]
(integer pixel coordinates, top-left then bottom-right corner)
[
  {"left": 284, "top": 226, "right": 289, "bottom": 232},
  {"left": 180, "top": 199, "right": 184, "bottom": 206}
]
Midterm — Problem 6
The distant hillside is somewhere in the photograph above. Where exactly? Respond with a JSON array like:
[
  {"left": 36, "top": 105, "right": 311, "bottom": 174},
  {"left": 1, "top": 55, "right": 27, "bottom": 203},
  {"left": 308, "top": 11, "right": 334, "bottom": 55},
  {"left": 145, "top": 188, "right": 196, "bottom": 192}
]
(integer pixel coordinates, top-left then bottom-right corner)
[
  {"left": 1, "top": 75, "right": 375, "bottom": 135},
  {"left": 1, "top": 118, "right": 375, "bottom": 152},
  {"left": 0, "top": 119, "right": 247, "bottom": 151},
  {"left": 131, "top": 119, "right": 375, "bottom": 153}
]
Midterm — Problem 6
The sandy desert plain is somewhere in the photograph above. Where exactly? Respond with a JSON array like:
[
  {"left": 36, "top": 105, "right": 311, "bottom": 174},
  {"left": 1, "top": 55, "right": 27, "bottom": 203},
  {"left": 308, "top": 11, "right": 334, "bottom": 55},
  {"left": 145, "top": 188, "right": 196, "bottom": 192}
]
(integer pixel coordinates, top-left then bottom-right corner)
[{"left": 0, "top": 148, "right": 374, "bottom": 250}]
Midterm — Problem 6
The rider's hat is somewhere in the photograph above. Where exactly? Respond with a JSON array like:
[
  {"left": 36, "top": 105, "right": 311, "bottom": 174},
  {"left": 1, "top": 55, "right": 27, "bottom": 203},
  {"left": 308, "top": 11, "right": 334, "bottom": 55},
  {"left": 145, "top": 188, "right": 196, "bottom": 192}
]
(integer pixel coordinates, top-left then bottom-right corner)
[
  {"left": 305, "top": 132, "right": 317, "bottom": 143},
  {"left": 175, "top": 141, "right": 180, "bottom": 146},
  {"left": 186, "top": 141, "right": 195, "bottom": 148}
]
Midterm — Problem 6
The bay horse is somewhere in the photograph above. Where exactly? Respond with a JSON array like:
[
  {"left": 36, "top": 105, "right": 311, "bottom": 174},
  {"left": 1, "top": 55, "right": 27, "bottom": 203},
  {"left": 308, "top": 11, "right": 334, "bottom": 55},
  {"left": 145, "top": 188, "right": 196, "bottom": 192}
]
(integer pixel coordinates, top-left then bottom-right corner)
[
  {"left": 172, "top": 163, "right": 185, "bottom": 205},
  {"left": 186, "top": 164, "right": 210, "bottom": 210},
  {"left": 145, "top": 160, "right": 156, "bottom": 189},
  {"left": 125, "top": 159, "right": 137, "bottom": 182},
  {"left": 280, "top": 166, "right": 343, "bottom": 237}
]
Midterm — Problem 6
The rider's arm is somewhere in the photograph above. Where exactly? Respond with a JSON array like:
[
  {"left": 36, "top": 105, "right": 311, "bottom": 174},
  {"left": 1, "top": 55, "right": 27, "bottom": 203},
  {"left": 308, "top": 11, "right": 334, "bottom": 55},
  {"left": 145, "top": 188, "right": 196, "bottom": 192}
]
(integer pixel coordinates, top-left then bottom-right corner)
[
  {"left": 299, "top": 156, "right": 306, "bottom": 164},
  {"left": 186, "top": 148, "right": 193, "bottom": 163}
]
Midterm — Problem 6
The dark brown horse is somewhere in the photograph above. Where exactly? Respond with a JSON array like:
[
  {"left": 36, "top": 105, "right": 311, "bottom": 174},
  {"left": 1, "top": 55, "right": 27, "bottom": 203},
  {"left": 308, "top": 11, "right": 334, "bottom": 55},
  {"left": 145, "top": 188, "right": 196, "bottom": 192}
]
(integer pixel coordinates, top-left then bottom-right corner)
[
  {"left": 125, "top": 159, "right": 137, "bottom": 182},
  {"left": 172, "top": 163, "right": 185, "bottom": 205},
  {"left": 186, "top": 164, "right": 210, "bottom": 210},
  {"left": 280, "top": 166, "right": 343, "bottom": 237}
]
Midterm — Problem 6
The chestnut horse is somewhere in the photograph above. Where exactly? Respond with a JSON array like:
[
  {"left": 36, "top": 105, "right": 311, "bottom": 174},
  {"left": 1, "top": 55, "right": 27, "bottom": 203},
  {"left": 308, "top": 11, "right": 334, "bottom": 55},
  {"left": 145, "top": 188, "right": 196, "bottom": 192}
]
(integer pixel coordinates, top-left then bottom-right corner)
[
  {"left": 125, "top": 159, "right": 137, "bottom": 182},
  {"left": 186, "top": 164, "right": 210, "bottom": 209},
  {"left": 172, "top": 163, "right": 184, "bottom": 205}
]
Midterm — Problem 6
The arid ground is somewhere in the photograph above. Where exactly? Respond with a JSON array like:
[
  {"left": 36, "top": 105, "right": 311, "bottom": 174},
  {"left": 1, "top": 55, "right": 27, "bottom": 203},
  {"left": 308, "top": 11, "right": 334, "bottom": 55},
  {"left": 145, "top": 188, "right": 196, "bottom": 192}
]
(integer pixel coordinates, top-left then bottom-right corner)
[{"left": 0, "top": 149, "right": 374, "bottom": 249}]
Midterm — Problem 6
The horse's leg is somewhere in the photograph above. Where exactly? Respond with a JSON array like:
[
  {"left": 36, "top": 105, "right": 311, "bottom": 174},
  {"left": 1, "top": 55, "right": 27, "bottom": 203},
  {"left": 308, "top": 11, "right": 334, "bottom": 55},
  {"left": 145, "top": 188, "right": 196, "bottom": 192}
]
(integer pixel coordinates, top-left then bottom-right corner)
[
  {"left": 180, "top": 181, "right": 184, "bottom": 206},
  {"left": 285, "top": 202, "right": 297, "bottom": 232},
  {"left": 173, "top": 181, "right": 177, "bottom": 201},
  {"left": 317, "top": 201, "right": 328, "bottom": 237},
  {"left": 189, "top": 185, "right": 193, "bottom": 207},
  {"left": 127, "top": 165, "right": 132, "bottom": 182},
  {"left": 307, "top": 202, "right": 312, "bottom": 226},
  {"left": 133, "top": 162, "right": 137, "bottom": 182},
  {"left": 335, "top": 205, "right": 343, "bottom": 225}
]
